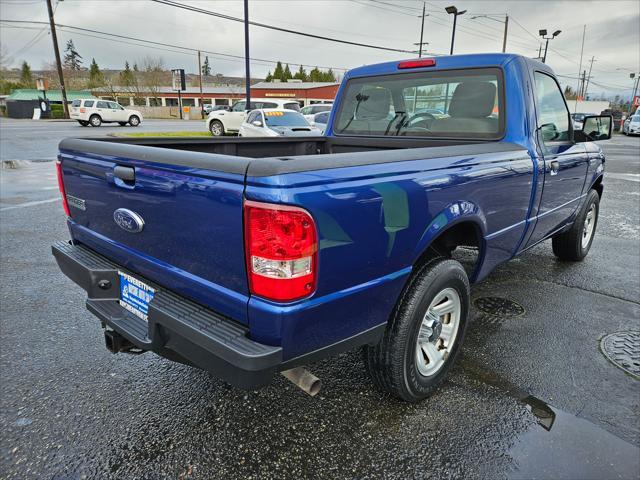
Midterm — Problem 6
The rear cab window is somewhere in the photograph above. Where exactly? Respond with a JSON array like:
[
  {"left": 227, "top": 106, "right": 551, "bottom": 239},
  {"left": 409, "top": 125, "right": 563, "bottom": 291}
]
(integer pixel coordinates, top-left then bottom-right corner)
[
  {"left": 72, "top": 100, "right": 81, "bottom": 107},
  {"left": 333, "top": 68, "right": 504, "bottom": 139}
]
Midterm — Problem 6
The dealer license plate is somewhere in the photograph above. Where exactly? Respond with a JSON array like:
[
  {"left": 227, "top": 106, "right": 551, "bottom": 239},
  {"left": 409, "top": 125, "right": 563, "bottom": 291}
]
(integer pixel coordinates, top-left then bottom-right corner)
[{"left": 118, "top": 271, "right": 155, "bottom": 321}]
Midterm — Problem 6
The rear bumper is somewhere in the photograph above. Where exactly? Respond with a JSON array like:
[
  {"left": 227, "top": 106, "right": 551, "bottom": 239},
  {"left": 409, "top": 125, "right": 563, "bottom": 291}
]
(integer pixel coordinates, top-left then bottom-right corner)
[{"left": 51, "top": 240, "right": 282, "bottom": 389}]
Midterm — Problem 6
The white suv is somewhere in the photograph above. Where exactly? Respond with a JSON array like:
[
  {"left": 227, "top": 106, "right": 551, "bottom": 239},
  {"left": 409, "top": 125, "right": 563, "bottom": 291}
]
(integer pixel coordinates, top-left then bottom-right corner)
[
  {"left": 71, "top": 99, "right": 143, "bottom": 127},
  {"left": 206, "top": 98, "right": 300, "bottom": 136}
]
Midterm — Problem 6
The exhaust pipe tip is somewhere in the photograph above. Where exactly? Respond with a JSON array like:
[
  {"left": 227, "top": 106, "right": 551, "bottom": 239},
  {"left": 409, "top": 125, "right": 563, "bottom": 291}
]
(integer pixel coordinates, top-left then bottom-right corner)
[{"left": 281, "top": 367, "right": 321, "bottom": 396}]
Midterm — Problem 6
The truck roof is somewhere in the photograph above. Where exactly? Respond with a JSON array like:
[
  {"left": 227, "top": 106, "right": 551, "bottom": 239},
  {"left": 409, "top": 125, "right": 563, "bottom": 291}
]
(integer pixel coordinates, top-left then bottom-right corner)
[{"left": 345, "top": 53, "right": 552, "bottom": 79}]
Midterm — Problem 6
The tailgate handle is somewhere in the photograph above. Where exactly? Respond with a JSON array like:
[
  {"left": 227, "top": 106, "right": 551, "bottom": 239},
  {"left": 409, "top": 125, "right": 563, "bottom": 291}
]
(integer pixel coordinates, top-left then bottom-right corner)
[{"left": 114, "top": 166, "right": 135, "bottom": 183}]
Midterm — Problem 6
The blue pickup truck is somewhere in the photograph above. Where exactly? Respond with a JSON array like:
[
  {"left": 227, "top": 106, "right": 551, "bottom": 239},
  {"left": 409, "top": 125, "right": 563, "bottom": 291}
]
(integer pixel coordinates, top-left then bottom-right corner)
[{"left": 52, "top": 54, "right": 612, "bottom": 401}]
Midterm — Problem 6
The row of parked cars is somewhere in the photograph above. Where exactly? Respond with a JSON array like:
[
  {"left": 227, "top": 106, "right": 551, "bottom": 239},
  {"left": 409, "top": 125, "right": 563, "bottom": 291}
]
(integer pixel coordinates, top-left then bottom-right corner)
[{"left": 205, "top": 99, "right": 332, "bottom": 137}]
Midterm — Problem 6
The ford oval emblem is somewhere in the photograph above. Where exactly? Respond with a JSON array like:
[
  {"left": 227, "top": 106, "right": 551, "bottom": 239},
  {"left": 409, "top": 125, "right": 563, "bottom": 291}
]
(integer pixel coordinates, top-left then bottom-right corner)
[{"left": 113, "top": 208, "right": 145, "bottom": 233}]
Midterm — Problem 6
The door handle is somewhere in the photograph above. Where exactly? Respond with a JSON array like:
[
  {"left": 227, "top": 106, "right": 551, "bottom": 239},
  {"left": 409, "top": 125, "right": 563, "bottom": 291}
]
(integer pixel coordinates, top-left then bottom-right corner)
[
  {"left": 114, "top": 166, "right": 135, "bottom": 185},
  {"left": 549, "top": 160, "right": 560, "bottom": 176}
]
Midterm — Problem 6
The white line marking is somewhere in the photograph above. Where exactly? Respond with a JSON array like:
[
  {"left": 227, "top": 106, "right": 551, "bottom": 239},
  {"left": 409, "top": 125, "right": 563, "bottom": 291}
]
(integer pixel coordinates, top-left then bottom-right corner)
[
  {"left": 0, "top": 197, "right": 60, "bottom": 211},
  {"left": 607, "top": 173, "right": 640, "bottom": 183}
]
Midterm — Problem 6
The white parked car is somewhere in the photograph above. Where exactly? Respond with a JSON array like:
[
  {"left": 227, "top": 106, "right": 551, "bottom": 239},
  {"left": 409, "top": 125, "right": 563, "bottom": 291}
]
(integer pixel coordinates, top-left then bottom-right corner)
[
  {"left": 309, "top": 111, "right": 330, "bottom": 134},
  {"left": 623, "top": 114, "right": 640, "bottom": 135},
  {"left": 300, "top": 103, "right": 333, "bottom": 122},
  {"left": 238, "top": 109, "right": 322, "bottom": 137},
  {"left": 206, "top": 98, "right": 301, "bottom": 136},
  {"left": 71, "top": 99, "right": 143, "bottom": 127}
]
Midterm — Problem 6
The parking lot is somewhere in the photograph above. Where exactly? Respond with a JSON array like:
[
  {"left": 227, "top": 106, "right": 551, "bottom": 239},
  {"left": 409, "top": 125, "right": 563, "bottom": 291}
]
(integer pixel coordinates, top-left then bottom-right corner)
[{"left": 0, "top": 120, "right": 639, "bottom": 479}]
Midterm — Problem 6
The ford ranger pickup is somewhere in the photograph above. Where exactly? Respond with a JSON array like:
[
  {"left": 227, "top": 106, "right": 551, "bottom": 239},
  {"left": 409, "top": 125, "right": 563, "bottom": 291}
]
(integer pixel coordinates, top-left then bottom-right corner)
[{"left": 52, "top": 54, "right": 612, "bottom": 401}]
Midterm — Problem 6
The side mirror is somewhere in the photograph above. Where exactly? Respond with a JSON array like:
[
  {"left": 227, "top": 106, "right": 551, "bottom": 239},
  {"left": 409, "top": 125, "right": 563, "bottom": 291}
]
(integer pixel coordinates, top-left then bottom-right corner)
[
  {"left": 576, "top": 115, "right": 612, "bottom": 142},
  {"left": 252, "top": 120, "right": 263, "bottom": 127}
]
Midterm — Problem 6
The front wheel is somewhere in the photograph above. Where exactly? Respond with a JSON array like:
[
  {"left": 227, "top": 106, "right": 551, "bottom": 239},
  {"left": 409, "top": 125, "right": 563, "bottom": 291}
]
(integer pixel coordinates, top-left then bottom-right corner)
[
  {"left": 209, "top": 120, "right": 224, "bottom": 136},
  {"left": 364, "top": 257, "right": 470, "bottom": 402},
  {"left": 552, "top": 189, "right": 600, "bottom": 261}
]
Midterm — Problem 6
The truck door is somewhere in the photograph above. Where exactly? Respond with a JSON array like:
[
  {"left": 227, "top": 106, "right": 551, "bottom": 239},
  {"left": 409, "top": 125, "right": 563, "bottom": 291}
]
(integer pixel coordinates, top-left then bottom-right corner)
[{"left": 525, "top": 71, "right": 588, "bottom": 247}]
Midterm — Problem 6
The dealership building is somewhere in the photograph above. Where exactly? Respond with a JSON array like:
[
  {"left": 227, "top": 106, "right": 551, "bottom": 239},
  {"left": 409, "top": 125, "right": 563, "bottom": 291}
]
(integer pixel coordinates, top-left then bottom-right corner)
[{"left": 91, "top": 81, "right": 340, "bottom": 108}]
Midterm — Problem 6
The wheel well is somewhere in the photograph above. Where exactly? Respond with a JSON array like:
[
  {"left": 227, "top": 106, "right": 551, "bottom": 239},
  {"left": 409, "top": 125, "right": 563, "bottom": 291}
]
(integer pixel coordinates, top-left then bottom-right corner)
[
  {"left": 592, "top": 175, "right": 603, "bottom": 198},
  {"left": 414, "top": 221, "right": 483, "bottom": 279}
]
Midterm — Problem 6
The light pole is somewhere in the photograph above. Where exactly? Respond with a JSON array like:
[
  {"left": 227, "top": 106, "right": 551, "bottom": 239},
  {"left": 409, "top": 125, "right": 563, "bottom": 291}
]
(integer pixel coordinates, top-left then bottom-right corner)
[
  {"left": 470, "top": 14, "right": 508, "bottom": 53},
  {"left": 539, "top": 29, "right": 561, "bottom": 63},
  {"left": 445, "top": 5, "right": 466, "bottom": 55}
]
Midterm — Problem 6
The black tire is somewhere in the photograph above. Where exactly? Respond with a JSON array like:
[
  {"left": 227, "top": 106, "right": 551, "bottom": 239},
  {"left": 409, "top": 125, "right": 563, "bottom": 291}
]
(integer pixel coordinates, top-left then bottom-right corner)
[
  {"left": 78, "top": 121, "right": 89, "bottom": 127},
  {"left": 128, "top": 115, "right": 140, "bottom": 127},
  {"left": 118, "top": 122, "right": 127, "bottom": 126},
  {"left": 363, "top": 257, "right": 470, "bottom": 402},
  {"left": 552, "top": 189, "right": 600, "bottom": 261},
  {"left": 89, "top": 115, "right": 101, "bottom": 127},
  {"left": 209, "top": 120, "right": 224, "bottom": 136}
]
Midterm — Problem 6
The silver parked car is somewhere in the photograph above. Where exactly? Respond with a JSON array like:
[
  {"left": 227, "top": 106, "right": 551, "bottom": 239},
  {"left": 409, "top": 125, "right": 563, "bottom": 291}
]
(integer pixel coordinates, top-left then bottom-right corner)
[{"left": 623, "top": 114, "right": 640, "bottom": 135}]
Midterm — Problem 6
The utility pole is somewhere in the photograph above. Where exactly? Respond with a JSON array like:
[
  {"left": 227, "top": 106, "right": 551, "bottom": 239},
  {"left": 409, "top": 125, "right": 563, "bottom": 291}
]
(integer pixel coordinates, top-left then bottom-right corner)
[
  {"left": 243, "top": 0, "right": 251, "bottom": 110},
  {"left": 418, "top": 2, "right": 426, "bottom": 57},
  {"left": 579, "top": 70, "right": 586, "bottom": 98},
  {"left": 502, "top": 15, "right": 509, "bottom": 53},
  {"left": 574, "top": 25, "right": 586, "bottom": 111},
  {"left": 583, "top": 56, "right": 596, "bottom": 100},
  {"left": 198, "top": 50, "right": 204, "bottom": 119},
  {"left": 46, "top": 0, "right": 69, "bottom": 119}
]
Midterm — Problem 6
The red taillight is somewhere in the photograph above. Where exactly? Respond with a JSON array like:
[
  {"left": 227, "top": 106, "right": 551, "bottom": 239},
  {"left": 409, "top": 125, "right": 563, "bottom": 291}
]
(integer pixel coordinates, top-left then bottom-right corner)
[
  {"left": 80, "top": 107, "right": 86, "bottom": 113},
  {"left": 244, "top": 200, "right": 317, "bottom": 302},
  {"left": 397, "top": 58, "right": 436, "bottom": 69},
  {"left": 55, "top": 160, "right": 71, "bottom": 217}
]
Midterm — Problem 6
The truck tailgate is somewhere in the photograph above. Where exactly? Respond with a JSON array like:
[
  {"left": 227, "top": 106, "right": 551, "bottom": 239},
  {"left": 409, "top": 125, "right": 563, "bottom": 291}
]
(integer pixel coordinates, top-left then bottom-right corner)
[{"left": 59, "top": 142, "right": 250, "bottom": 323}]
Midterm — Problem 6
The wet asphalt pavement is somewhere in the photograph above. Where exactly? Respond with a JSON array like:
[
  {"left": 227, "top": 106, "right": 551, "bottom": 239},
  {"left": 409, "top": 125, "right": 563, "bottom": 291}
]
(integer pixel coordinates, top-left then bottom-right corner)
[{"left": 0, "top": 121, "right": 639, "bottom": 479}]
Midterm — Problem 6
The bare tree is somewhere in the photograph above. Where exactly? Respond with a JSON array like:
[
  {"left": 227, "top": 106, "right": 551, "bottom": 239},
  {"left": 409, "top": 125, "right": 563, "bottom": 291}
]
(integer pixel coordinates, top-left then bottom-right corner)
[{"left": 140, "top": 56, "right": 166, "bottom": 106}]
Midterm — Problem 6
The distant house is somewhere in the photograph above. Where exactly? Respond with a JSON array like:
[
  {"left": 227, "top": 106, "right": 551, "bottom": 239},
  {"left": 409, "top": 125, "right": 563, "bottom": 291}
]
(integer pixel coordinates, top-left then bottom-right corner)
[{"left": 5, "top": 89, "right": 98, "bottom": 118}]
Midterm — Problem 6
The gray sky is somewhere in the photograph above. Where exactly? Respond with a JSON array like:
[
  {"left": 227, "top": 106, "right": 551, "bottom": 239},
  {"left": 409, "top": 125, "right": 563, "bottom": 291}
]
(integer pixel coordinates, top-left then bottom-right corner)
[{"left": 1, "top": 0, "right": 638, "bottom": 97}]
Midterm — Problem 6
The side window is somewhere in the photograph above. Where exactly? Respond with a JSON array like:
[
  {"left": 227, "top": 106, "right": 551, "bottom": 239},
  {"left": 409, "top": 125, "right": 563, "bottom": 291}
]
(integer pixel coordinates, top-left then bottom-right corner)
[
  {"left": 535, "top": 72, "right": 570, "bottom": 143},
  {"left": 96, "top": 101, "right": 109, "bottom": 109},
  {"left": 231, "top": 102, "right": 245, "bottom": 112},
  {"left": 262, "top": 102, "right": 278, "bottom": 109},
  {"left": 84, "top": 100, "right": 94, "bottom": 107},
  {"left": 315, "top": 112, "right": 329, "bottom": 123},
  {"left": 284, "top": 102, "right": 301, "bottom": 112},
  {"left": 72, "top": 100, "right": 81, "bottom": 107},
  {"left": 108, "top": 102, "right": 120, "bottom": 109},
  {"left": 246, "top": 111, "right": 259, "bottom": 123},
  {"left": 301, "top": 106, "right": 312, "bottom": 115}
]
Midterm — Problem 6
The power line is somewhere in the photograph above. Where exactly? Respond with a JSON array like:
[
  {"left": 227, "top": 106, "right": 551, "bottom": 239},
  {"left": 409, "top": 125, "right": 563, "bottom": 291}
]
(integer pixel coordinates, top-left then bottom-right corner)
[
  {"left": 0, "top": 19, "right": 351, "bottom": 71},
  {"left": 149, "top": 0, "right": 414, "bottom": 54}
]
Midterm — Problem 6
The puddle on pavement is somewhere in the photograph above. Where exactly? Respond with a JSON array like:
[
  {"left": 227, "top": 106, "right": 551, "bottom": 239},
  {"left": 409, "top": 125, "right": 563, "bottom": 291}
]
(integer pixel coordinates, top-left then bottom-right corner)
[{"left": 461, "top": 360, "right": 640, "bottom": 480}]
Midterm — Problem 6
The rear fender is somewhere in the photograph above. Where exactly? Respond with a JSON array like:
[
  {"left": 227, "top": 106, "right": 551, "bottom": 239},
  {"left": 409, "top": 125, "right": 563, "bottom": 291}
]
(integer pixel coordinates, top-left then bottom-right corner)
[{"left": 411, "top": 201, "right": 487, "bottom": 278}]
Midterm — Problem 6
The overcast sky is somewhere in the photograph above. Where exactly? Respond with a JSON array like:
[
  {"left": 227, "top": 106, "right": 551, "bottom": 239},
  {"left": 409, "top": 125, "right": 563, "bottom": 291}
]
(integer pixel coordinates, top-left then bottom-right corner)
[{"left": 1, "top": 0, "right": 638, "bottom": 97}]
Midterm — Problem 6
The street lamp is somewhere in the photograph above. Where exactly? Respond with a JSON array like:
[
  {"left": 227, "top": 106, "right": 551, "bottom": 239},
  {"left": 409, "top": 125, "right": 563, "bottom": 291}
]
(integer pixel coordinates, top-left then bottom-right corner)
[
  {"left": 539, "top": 28, "right": 561, "bottom": 63},
  {"left": 445, "top": 5, "right": 466, "bottom": 55},
  {"left": 471, "top": 14, "right": 509, "bottom": 53}
]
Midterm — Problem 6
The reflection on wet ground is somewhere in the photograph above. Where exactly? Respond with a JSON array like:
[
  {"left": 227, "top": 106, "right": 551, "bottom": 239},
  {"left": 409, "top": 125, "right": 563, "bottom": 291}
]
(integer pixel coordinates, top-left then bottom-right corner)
[{"left": 461, "top": 360, "right": 640, "bottom": 479}]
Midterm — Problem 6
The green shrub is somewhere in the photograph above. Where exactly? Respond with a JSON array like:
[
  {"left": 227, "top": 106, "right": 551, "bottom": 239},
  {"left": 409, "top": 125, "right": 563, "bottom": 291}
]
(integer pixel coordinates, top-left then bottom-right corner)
[
  {"left": 50, "top": 103, "right": 64, "bottom": 119},
  {"left": 0, "top": 105, "right": 6, "bottom": 117}
]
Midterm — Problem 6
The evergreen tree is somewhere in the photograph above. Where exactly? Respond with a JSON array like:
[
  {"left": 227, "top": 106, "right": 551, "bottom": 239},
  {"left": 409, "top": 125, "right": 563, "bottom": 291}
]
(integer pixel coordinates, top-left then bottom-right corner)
[
  {"left": 19, "top": 61, "right": 32, "bottom": 86},
  {"left": 308, "top": 67, "right": 321, "bottom": 82},
  {"left": 202, "top": 56, "right": 211, "bottom": 76},
  {"left": 265, "top": 70, "right": 273, "bottom": 82},
  {"left": 283, "top": 64, "right": 292, "bottom": 80},
  {"left": 119, "top": 61, "right": 135, "bottom": 86},
  {"left": 273, "top": 61, "right": 284, "bottom": 80},
  {"left": 87, "top": 58, "right": 104, "bottom": 88},
  {"left": 294, "top": 65, "right": 307, "bottom": 82},
  {"left": 325, "top": 68, "right": 336, "bottom": 82},
  {"left": 63, "top": 39, "right": 83, "bottom": 70}
]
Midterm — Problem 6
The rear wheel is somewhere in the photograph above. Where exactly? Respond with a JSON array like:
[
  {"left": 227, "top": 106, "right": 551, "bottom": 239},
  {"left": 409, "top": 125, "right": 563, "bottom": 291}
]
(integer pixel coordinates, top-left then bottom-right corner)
[
  {"left": 552, "top": 189, "right": 600, "bottom": 261},
  {"left": 89, "top": 115, "right": 102, "bottom": 127},
  {"left": 209, "top": 120, "right": 224, "bottom": 136},
  {"left": 363, "top": 257, "right": 470, "bottom": 402},
  {"left": 128, "top": 115, "right": 140, "bottom": 127}
]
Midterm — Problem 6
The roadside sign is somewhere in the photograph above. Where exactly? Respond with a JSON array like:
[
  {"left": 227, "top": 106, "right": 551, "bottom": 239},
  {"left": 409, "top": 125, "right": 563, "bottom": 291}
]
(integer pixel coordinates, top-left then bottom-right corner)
[
  {"left": 36, "top": 78, "right": 49, "bottom": 91},
  {"left": 172, "top": 69, "right": 186, "bottom": 91},
  {"left": 633, "top": 96, "right": 639, "bottom": 107}
]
